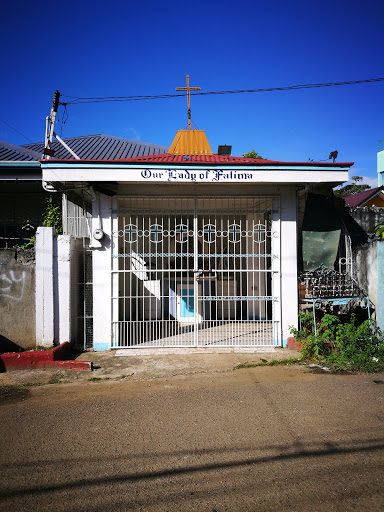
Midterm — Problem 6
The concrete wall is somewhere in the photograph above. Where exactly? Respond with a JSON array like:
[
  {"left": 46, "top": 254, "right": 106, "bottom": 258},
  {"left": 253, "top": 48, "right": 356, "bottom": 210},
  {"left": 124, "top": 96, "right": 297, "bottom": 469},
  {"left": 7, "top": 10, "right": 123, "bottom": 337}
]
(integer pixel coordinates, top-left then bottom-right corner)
[
  {"left": 347, "top": 207, "right": 384, "bottom": 237},
  {"left": 348, "top": 207, "right": 384, "bottom": 330},
  {"left": 0, "top": 248, "right": 36, "bottom": 351},
  {"left": 35, "top": 228, "right": 82, "bottom": 348},
  {"left": 353, "top": 240, "right": 384, "bottom": 330}
]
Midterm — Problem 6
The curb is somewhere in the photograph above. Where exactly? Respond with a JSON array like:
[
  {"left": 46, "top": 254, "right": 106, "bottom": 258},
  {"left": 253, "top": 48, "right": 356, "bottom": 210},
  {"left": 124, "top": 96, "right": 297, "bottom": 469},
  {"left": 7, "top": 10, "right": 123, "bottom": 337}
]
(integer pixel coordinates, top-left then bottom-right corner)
[
  {"left": 287, "top": 337, "right": 302, "bottom": 351},
  {"left": 0, "top": 342, "right": 92, "bottom": 371}
]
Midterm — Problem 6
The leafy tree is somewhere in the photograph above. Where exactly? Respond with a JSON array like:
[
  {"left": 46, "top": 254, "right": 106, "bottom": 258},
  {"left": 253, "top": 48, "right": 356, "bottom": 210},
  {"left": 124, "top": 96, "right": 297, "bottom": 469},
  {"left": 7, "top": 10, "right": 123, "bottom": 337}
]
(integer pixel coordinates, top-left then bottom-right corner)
[
  {"left": 242, "top": 149, "right": 264, "bottom": 159},
  {"left": 333, "top": 175, "right": 371, "bottom": 197}
]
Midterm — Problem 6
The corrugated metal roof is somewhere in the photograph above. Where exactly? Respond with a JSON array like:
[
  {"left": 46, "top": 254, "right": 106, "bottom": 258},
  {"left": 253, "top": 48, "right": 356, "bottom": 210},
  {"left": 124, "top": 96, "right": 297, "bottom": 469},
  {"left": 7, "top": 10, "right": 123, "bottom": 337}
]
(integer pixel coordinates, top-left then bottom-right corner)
[
  {"left": 344, "top": 186, "right": 383, "bottom": 207},
  {"left": 22, "top": 134, "right": 168, "bottom": 160},
  {"left": 0, "top": 140, "right": 41, "bottom": 161},
  {"left": 1, "top": 135, "right": 353, "bottom": 168}
]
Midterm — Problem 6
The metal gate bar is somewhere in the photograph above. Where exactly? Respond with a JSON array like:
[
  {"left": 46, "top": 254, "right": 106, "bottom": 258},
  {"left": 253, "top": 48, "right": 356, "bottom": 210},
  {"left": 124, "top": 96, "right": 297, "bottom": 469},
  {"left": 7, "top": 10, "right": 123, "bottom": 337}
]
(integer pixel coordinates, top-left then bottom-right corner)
[{"left": 111, "top": 197, "right": 280, "bottom": 348}]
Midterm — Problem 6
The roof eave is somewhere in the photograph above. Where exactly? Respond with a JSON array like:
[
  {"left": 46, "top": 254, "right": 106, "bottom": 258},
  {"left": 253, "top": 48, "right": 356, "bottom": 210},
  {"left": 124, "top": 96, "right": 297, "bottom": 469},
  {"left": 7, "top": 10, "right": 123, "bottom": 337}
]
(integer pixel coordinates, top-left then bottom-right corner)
[{"left": 40, "top": 158, "right": 354, "bottom": 169}]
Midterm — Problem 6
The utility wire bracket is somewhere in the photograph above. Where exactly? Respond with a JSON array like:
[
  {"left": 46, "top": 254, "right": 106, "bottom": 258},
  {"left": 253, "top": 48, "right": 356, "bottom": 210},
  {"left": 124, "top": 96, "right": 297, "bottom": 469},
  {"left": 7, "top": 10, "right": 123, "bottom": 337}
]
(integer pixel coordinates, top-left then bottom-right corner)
[{"left": 43, "top": 90, "right": 80, "bottom": 160}]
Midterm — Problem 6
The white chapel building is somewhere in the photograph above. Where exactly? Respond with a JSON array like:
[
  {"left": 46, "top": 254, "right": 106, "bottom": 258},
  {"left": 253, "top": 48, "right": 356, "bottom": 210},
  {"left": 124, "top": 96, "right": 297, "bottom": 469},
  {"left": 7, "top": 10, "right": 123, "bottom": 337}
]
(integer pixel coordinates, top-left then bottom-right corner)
[{"left": 39, "top": 120, "right": 352, "bottom": 351}]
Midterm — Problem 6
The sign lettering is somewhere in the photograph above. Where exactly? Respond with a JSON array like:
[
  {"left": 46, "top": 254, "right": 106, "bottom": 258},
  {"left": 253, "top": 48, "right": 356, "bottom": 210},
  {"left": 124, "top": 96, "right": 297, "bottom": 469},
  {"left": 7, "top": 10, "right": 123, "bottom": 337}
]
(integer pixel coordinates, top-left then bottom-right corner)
[{"left": 140, "top": 169, "right": 253, "bottom": 183}]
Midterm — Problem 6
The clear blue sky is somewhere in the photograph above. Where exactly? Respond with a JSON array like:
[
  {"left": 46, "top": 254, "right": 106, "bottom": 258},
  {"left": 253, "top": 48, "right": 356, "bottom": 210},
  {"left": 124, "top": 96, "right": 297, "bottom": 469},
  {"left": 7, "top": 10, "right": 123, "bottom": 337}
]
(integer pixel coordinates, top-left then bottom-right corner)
[{"left": 1, "top": 0, "right": 383, "bottom": 185}]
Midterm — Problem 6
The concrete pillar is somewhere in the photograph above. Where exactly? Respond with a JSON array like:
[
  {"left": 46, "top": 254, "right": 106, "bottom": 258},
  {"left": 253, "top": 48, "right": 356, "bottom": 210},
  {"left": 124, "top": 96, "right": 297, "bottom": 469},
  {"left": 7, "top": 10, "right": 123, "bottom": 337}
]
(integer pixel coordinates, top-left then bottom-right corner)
[
  {"left": 271, "top": 197, "right": 281, "bottom": 345},
  {"left": 92, "top": 192, "right": 112, "bottom": 351},
  {"left": 36, "top": 229, "right": 76, "bottom": 347},
  {"left": 56, "top": 236, "right": 72, "bottom": 344},
  {"left": 35, "top": 227, "right": 55, "bottom": 347},
  {"left": 280, "top": 187, "right": 298, "bottom": 345}
]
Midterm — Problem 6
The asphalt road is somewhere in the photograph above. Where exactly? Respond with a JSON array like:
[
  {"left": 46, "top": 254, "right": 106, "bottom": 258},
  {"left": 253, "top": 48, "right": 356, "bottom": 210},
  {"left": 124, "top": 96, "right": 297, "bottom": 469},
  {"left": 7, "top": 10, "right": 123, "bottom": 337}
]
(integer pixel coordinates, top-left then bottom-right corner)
[{"left": 0, "top": 363, "right": 383, "bottom": 511}]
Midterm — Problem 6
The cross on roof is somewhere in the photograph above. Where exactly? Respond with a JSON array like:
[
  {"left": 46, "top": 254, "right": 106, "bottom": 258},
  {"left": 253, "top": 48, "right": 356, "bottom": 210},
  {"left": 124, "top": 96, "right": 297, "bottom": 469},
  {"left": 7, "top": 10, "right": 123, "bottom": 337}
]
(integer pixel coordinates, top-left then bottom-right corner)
[{"left": 176, "top": 75, "right": 201, "bottom": 130}]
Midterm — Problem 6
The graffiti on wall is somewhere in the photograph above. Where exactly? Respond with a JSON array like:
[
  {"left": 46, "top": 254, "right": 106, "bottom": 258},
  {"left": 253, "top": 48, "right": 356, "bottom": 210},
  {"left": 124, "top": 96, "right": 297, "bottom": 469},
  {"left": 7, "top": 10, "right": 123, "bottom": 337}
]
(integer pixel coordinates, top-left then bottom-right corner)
[{"left": 0, "top": 270, "right": 26, "bottom": 301}]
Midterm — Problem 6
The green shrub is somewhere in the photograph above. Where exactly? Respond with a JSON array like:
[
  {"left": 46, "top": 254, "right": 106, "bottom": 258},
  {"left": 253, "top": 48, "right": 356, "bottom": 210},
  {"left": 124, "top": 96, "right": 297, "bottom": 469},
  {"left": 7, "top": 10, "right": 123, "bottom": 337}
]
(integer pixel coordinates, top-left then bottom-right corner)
[
  {"left": 290, "top": 312, "right": 384, "bottom": 372},
  {"left": 42, "top": 196, "right": 62, "bottom": 234}
]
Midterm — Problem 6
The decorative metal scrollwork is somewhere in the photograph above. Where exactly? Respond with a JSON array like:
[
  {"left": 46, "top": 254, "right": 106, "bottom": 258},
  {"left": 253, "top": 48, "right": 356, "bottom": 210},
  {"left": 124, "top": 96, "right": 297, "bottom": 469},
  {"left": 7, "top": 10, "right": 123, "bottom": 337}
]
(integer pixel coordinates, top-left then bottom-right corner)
[
  {"left": 253, "top": 223, "right": 267, "bottom": 243},
  {"left": 175, "top": 224, "right": 189, "bottom": 243},
  {"left": 149, "top": 224, "right": 163, "bottom": 243},
  {"left": 299, "top": 263, "right": 365, "bottom": 299},
  {"left": 228, "top": 224, "right": 241, "bottom": 243},
  {"left": 202, "top": 224, "right": 216, "bottom": 243},
  {"left": 124, "top": 224, "right": 137, "bottom": 243}
]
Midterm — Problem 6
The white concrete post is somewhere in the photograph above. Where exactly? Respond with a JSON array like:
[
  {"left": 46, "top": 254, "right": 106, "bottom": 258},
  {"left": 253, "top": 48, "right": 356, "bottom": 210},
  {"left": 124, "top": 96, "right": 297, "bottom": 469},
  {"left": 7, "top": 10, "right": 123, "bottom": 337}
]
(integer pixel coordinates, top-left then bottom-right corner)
[
  {"left": 35, "top": 227, "right": 55, "bottom": 347},
  {"left": 280, "top": 187, "right": 298, "bottom": 345},
  {"left": 55, "top": 235, "right": 72, "bottom": 344},
  {"left": 271, "top": 197, "right": 281, "bottom": 345},
  {"left": 92, "top": 192, "right": 112, "bottom": 351}
]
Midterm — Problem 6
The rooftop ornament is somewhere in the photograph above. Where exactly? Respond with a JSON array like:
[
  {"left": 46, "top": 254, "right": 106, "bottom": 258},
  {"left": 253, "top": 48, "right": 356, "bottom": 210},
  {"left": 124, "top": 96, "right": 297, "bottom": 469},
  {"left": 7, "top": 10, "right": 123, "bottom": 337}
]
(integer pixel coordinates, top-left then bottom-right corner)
[
  {"left": 176, "top": 74, "right": 201, "bottom": 130},
  {"left": 168, "top": 75, "right": 213, "bottom": 155}
]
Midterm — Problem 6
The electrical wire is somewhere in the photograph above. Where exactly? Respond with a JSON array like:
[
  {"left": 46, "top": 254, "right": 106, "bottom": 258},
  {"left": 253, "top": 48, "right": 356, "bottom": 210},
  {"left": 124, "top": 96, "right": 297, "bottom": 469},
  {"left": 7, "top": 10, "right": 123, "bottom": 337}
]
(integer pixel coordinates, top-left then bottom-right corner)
[
  {"left": 57, "top": 104, "right": 69, "bottom": 137},
  {"left": 60, "top": 77, "right": 384, "bottom": 105},
  {"left": 0, "top": 118, "right": 33, "bottom": 142}
]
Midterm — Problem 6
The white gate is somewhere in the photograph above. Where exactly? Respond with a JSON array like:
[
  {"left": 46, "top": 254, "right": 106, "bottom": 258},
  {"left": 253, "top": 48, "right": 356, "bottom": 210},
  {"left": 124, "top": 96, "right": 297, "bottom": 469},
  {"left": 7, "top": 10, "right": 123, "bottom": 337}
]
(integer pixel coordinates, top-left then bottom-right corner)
[{"left": 111, "top": 197, "right": 280, "bottom": 348}]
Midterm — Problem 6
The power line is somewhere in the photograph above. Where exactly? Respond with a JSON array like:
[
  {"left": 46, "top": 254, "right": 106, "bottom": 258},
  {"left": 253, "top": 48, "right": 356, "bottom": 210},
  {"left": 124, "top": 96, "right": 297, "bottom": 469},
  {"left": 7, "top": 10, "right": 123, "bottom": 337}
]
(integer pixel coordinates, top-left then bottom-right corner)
[
  {"left": 61, "top": 77, "right": 384, "bottom": 105},
  {"left": 0, "top": 118, "right": 33, "bottom": 142}
]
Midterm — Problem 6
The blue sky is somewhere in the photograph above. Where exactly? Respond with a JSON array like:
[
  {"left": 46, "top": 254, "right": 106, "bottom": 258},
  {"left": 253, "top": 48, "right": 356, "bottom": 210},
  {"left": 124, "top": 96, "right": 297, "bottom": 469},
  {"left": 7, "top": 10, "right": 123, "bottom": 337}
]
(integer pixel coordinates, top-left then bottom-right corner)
[{"left": 1, "top": 0, "right": 383, "bottom": 186}]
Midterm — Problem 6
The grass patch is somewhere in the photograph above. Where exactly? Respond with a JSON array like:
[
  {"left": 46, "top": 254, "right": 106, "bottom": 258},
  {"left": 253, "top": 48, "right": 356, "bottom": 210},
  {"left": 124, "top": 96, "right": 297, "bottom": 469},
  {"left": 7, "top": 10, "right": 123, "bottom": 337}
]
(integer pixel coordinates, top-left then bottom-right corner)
[
  {"left": 21, "top": 381, "right": 46, "bottom": 387},
  {"left": 1, "top": 374, "right": 72, "bottom": 392},
  {"left": 236, "top": 362, "right": 258, "bottom": 369},
  {"left": 236, "top": 357, "right": 302, "bottom": 369},
  {"left": 48, "top": 372, "right": 65, "bottom": 385},
  {"left": 35, "top": 345, "right": 54, "bottom": 351},
  {"left": 268, "top": 357, "right": 302, "bottom": 366}
]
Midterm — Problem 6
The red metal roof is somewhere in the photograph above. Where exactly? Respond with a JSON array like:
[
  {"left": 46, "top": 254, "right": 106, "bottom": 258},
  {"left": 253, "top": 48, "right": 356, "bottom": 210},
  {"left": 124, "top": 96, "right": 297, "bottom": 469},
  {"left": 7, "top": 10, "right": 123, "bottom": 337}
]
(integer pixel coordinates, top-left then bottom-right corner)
[
  {"left": 118, "top": 153, "right": 274, "bottom": 164},
  {"left": 42, "top": 153, "right": 353, "bottom": 167},
  {"left": 113, "top": 153, "right": 353, "bottom": 166},
  {"left": 344, "top": 186, "right": 384, "bottom": 207}
]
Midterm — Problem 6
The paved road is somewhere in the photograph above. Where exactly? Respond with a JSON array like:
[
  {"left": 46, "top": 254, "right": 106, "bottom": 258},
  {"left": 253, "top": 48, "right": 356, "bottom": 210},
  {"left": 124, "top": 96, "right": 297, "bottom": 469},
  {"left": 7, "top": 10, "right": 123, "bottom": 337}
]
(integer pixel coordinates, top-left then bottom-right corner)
[{"left": 0, "top": 363, "right": 383, "bottom": 511}]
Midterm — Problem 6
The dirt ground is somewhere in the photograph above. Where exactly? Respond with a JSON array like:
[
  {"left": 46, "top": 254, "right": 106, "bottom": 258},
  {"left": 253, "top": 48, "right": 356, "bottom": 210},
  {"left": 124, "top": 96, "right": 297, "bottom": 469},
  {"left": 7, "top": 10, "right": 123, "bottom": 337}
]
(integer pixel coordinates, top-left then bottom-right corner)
[
  {"left": 0, "top": 347, "right": 301, "bottom": 386},
  {"left": 0, "top": 349, "right": 383, "bottom": 511}
]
